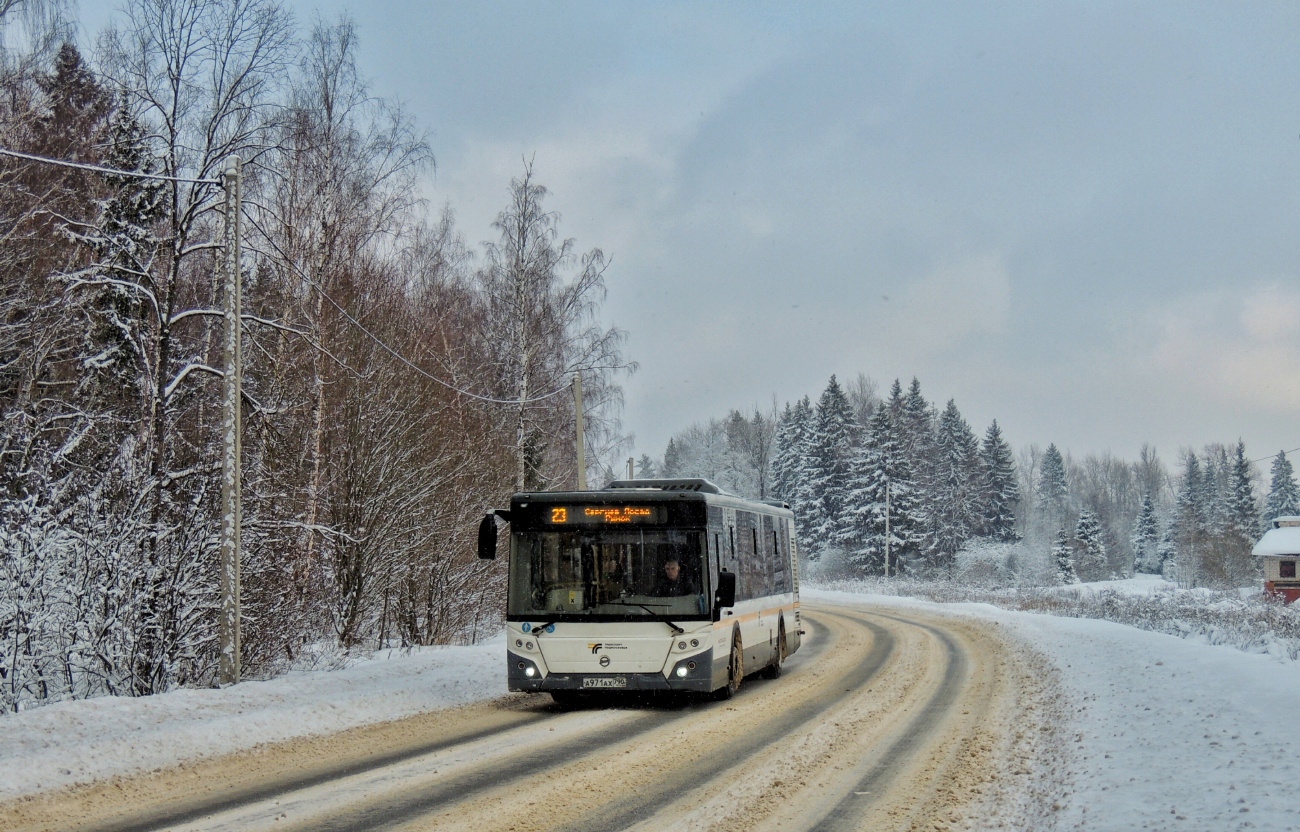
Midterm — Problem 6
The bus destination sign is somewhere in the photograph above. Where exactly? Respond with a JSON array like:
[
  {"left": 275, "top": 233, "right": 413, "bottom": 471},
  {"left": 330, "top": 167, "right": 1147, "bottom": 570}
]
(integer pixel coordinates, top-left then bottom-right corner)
[{"left": 545, "top": 506, "right": 664, "bottom": 525}]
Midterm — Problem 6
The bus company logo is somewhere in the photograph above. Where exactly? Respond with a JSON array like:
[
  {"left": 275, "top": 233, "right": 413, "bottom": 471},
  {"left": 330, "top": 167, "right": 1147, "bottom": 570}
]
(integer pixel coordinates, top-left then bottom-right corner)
[
  {"left": 589, "top": 643, "right": 626, "bottom": 653},
  {"left": 589, "top": 643, "right": 603, "bottom": 654}
]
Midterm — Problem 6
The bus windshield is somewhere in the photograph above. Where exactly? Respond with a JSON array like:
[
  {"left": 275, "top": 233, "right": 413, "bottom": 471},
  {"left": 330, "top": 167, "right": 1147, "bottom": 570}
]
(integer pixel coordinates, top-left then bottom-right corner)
[{"left": 508, "top": 528, "right": 708, "bottom": 618}]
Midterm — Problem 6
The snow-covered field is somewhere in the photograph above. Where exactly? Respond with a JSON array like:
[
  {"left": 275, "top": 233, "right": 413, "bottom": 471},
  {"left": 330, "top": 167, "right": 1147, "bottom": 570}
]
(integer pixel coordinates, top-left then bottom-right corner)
[{"left": 4, "top": 593, "right": 1300, "bottom": 831}]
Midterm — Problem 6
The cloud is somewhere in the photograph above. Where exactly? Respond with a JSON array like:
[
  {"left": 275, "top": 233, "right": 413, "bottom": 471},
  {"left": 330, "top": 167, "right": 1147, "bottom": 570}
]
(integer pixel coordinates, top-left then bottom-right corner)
[
  {"left": 1149, "top": 283, "right": 1300, "bottom": 413},
  {"left": 877, "top": 253, "right": 1011, "bottom": 354}
]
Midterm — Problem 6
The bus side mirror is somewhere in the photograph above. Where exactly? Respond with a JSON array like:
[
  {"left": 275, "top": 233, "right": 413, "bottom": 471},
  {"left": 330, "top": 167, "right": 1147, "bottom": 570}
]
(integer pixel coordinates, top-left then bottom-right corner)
[
  {"left": 478, "top": 514, "right": 499, "bottom": 560},
  {"left": 715, "top": 571, "right": 736, "bottom": 608}
]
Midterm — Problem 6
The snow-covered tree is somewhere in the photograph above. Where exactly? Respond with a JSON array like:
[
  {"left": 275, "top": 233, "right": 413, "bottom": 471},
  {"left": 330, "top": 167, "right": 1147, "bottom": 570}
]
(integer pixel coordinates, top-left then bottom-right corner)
[
  {"left": 1054, "top": 528, "right": 1078, "bottom": 585},
  {"left": 479, "top": 160, "right": 631, "bottom": 490},
  {"left": 1264, "top": 451, "right": 1299, "bottom": 527},
  {"left": 843, "top": 394, "right": 922, "bottom": 574},
  {"left": 662, "top": 438, "right": 683, "bottom": 477},
  {"left": 1130, "top": 492, "right": 1160, "bottom": 574},
  {"left": 805, "top": 376, "right": 857, "bottom": 557},
  {"left": 636, "top": 454, "right": 657, "bottom": 479},
  {"left": 1169, "top": 452, "right": 1206, "bottom": 587},
  {"left": 1157, "top": 525, "right": 1178, "bottom": 580},
  {"left": 74, "top": 98, "right": 164, "bottom": 406},
  {"left": 1216, "top": 440, "right": 1259, "bottom": 585},
  {"left": 898, "top": 379, "right": 937, "bottom": 561},
  {"left": 770, "top": 402, "right": 802, "bottom": 501},
  {"left": 1225, "top": 442, "right": 1258, "bottom": 538},
  {"left": 928, "top": 399, "right": 982, "bottom": 565},
  {"left": 1073, "top": 509, "right": 1108, "bottom": 581},
  {"left": 978, "top": 419, "right": 1020, "bottom": 542},
  {"left": 1200, "top": 445, "right": 1231, "bottom": 540},
  {"left": 1036, "top": 443, "right": 1069, "bottom": 527}
]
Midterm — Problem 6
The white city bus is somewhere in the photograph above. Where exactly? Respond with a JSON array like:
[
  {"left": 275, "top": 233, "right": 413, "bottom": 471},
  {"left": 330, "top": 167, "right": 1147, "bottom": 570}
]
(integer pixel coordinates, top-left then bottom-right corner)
[{"left": 479, "top": 478, "right": 802, "bottom": 702}]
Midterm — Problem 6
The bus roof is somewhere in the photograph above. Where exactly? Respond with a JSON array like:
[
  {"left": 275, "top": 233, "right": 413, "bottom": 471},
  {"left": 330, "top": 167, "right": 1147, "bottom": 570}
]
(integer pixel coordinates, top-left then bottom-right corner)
[{"left": 512, "top": 479, "right": 793, "bottom": 516}]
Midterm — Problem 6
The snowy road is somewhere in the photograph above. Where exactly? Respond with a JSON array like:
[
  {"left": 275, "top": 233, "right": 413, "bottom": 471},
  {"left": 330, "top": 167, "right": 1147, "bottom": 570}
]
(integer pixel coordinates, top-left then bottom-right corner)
[{"left": 1, "top": 604, "right": 1058, "bottom": 832}]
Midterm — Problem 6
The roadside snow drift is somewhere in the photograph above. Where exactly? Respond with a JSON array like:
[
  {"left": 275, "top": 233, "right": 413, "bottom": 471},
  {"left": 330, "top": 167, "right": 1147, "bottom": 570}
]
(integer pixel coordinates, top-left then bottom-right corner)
[{"left": 0, "top": 637, "right": 504, "bottom": 801}]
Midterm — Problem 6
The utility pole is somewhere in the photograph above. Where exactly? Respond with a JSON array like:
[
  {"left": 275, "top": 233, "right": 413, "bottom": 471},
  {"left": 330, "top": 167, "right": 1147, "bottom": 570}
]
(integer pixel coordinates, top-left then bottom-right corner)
[
  {"left": 884, "top": 475, "right": 891, "bottom": 578},
  {"left": 573, "top": 373, "right": 586, "bottom": 490},
  {"left": 218, "top": 156, "right": 242, "bottom": 686},
  {"left": 627, "top": 457, "right": 634, "bottom": 480}
]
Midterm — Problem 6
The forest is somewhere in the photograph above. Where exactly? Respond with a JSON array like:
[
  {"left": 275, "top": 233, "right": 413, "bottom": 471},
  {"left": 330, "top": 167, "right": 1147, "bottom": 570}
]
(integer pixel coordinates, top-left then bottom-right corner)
[
  {"left": 652, "top": 373, "right": 1300, "bottom": 590},
  {"left": 0, "top": 0, "right": 631, "bottom": 711}
]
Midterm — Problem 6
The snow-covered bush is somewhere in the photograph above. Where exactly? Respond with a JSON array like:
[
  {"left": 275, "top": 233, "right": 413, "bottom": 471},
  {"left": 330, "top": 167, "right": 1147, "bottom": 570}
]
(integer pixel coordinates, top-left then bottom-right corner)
[{"left": 954, "top": 539, "right": 1019, "bottom": 586}]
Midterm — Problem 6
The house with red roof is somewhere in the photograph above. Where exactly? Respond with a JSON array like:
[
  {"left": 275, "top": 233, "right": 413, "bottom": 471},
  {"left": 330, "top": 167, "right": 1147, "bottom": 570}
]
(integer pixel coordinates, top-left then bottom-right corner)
[{"left": 1253, "top": 516, "right": 1300, "bottom": 603}]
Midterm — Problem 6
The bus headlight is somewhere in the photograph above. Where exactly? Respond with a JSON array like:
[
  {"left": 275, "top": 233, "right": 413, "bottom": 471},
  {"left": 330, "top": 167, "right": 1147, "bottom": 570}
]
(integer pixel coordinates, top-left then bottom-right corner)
[
  {"left": 525, "top": 666, "right": 536, "bottom": 678},
  {"left": 675, "top": 666, "right": 688, "bottom": 678}
]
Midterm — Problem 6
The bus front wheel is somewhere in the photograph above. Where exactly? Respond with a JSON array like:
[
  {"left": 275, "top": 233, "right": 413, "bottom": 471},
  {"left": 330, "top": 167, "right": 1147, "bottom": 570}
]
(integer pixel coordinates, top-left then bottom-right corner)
[
  {"left": 551, "top": 691, "right": 584, "bottom": 708},
  {"left": 713, "top": 631, "right": 743, "bottom": 700}
]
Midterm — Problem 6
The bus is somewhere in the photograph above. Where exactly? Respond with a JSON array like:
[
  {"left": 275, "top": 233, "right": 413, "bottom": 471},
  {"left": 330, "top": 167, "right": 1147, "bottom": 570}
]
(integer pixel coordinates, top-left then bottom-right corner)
[{"left": 478, "top": 478, "right": 802, "bottom": 702}]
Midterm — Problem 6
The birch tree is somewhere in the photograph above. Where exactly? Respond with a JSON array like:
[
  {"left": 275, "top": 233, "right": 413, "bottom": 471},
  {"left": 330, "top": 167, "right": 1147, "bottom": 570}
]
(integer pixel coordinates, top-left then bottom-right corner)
[{"left": 479, "top": 161, "right": 632, "bottom": 491}]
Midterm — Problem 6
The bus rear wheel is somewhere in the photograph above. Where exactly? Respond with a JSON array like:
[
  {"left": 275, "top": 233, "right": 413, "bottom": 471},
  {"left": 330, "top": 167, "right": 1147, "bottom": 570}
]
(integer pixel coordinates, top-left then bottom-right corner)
[
  {"left": 713, "top": 631, "right": 743, "bottom": 700},
  {"left": 761, "top": 620, "right": 786, "bottom": 679}
]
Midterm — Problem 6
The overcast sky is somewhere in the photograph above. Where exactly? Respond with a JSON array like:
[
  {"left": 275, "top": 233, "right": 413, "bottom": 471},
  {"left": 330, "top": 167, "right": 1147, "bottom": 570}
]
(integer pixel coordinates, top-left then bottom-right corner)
[{"left": 83, "top": 1, "right": 1300, "bottom": 466}]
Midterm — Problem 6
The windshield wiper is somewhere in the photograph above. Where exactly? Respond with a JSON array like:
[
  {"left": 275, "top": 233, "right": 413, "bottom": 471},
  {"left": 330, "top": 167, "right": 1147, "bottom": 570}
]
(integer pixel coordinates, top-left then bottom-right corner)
[
  {"left": 528, "top": 621, "right": 557, "bottom": 636},
  {"left": 609, "top": 601, "right": 685, "bottom": 634}
]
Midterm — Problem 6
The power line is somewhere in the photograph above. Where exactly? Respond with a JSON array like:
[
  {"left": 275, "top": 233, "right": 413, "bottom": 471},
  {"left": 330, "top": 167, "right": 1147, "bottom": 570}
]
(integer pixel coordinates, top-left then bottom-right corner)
[
  {"left": 1253, "top": 446, "right": 1300, "bottom": 465},
  {"left": 9, "top": 145, "right": 581, "bottom": 406},
  {"left": 0, "top": 146, "right": 222, "bottom": 184},
  {"left": 247, "top": 217, "right": 576, "bottom": 406}
]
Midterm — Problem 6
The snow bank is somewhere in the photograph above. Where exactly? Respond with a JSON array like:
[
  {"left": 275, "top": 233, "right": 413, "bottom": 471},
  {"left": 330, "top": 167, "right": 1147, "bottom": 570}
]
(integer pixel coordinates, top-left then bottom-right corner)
[
  {"left": 810, "top": 576, "right": 1300, "bottom": 663},
  {"left": 809, "top": 589, "right": 1300, "bottom": 831},
  {"left": 0, "top": 635, "right": 505, "bottom": 801}
]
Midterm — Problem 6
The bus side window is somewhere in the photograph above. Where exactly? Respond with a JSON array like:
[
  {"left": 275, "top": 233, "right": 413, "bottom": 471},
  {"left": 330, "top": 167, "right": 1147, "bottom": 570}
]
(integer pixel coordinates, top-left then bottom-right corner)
[{"left": 771, "top": 527, "right": 783, "bottom": 592}]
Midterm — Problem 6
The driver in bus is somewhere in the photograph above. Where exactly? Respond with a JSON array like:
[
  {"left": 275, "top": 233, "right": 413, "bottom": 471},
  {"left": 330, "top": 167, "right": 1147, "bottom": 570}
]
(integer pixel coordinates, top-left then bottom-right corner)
[{"left": 653, "top": 557, "right": 697, "bottom": 596}]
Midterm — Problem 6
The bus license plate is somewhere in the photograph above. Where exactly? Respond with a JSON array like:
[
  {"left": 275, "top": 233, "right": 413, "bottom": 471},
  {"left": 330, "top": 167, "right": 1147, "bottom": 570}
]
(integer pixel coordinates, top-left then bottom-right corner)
[{"left": 582, "top": 676, "right": 627, "bottom": 689}]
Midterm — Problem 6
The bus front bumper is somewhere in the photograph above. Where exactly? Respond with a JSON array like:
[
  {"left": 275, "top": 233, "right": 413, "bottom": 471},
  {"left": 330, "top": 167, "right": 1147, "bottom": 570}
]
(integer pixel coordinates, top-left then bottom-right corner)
[{"left": 507, "top": 649, "right": 714, "bottom": 693}]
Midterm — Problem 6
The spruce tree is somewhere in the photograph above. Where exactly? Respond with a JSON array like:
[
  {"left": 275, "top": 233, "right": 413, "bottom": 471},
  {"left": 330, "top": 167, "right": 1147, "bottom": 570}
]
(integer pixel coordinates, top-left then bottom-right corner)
[
  {"left": 1037, "top": 443, "right": 1069, "bottom": 531},
  {"left": 978, "top": 419, "right": 1020, "bottom": 542},
  {"left": 1219, "top": 440, "right": 1259, "bottom": 585},
  {"left": 899, "top": 378, "right": 937, "bottom": 560},
  {"left": 662, "top": 438, "right": 682, "bottom": 477},
  {"left": 1157, "top": 524, "right": 1178, "bottom": 580},
  {"left": 806, "top": 376, "right": 857, "bottom": 557},
  {"left": 1130, "top": 492, "right": 1159, "bottom": 573},
  {"left": 1264, "top": 451, "right": 1300, "bottom": 527},
  {"left": 1073, "top": 509, "right": 1108, "bottom": 581},
  {"left": 1037, "top": 444, "right": 1068, "bottom": 510},
  {"left": 1226, "top": 442, "right": 1258, "bottom": 538},
  {"left": 930, "top": 399, "right": 982, "bottom": 565},
  {"left": 78, "top": 97, "right": 164, "bottom": 406},
  {"left": 770, "top": 403, "right": 800, "bottom": 501},
  {"left": 1200, "top": 447, "right": 1229, "bottom": 538},
  {"left": 843, "top": 400, "right": 921, "bottom": 574},
  {"left": 636, "top": 454, "right": 656, "bottom": 479},
  {"left": 773, "top": 396, "right": 819, "bottom": 541},
  {"left": 1054, "top": 528, "right": 1078, "bottom": 585},
  {"left": 1170, "top": 452, "right": 1205, "bottom": 586}
]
